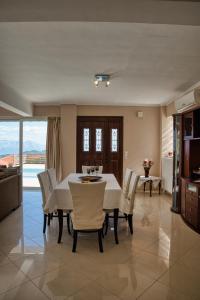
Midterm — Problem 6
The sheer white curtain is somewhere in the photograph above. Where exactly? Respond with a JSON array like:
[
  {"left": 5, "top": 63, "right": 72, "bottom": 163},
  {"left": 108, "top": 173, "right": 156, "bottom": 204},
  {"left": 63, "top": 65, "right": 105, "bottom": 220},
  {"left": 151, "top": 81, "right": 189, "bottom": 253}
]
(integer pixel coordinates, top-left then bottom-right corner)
[{"left": 46, "top": 117, "right": 62, "bottom": 181}]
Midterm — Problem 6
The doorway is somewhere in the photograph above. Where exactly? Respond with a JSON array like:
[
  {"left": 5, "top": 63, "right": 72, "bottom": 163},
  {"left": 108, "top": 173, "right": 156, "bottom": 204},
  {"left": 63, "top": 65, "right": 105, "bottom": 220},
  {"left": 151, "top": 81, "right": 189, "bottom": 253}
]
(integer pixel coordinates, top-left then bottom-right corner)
[{"left": 77, "top": 116, "right": 123, "bottom": 185}]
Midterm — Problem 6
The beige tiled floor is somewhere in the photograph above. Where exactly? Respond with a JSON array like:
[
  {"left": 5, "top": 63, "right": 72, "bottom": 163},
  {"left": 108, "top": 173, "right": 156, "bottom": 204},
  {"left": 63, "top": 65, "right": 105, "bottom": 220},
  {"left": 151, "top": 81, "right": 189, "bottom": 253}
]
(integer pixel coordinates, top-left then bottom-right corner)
[{"left": 0, "top": 190, "right": 200, "bottom": 299}]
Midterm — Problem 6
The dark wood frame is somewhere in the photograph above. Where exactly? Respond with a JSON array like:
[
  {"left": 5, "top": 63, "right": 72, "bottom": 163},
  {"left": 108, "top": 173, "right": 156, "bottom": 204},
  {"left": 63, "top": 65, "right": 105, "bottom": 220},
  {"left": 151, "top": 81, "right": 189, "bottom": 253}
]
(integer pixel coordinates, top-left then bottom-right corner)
[{"left": 76, "top": 116, "right": 123, "bottom": 186}]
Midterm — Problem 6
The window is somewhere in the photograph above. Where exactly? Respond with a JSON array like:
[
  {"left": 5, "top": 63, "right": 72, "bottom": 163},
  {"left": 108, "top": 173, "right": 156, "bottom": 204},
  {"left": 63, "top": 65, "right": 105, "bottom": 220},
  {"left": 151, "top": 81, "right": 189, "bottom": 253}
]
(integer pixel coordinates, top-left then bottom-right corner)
[
  {"left": 0, "top": 120, "right": 47, "bottom": 188},
  {"left": 111, "top": 128, "right": 118, "bottom": 152},
  {"left": 22, "top": 121, "right": 47, "bottom": 188},
  {"left": 96, "top": 128, "right": 102, "bottom": 152},
  {"left": 83, "top": 128, "right": 90, "bottom": 152},
  {"left": 0, "top": 121, "right": 20, "bottom": 167}
]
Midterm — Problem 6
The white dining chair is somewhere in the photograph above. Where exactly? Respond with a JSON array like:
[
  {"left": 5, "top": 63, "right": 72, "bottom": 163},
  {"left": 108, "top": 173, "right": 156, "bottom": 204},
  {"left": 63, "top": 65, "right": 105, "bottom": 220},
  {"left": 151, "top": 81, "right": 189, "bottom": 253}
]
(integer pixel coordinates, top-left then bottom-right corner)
[
  {"left": 37, "top": 171, "right": 53, "bottom": 233},
  {"left": 119, "top": 172, "right": 140, "bottom": 234},
  {"left": 68, "top": 180, "right": 106, "bottom": 253},
  {"left": 38, "top": 171, "right": 71, "bottom": 236},
  {"left": 104, "top": 168, "right": 133, "bottom": 236},
  {"left": 82, "top": 165, "right": 103, "bottom": 174},
  {"left": 47, "top": 168, "right": 57, "bottom": 190},
  {"left": 123, "top": 168, "right": 133, "bottom": 197}
]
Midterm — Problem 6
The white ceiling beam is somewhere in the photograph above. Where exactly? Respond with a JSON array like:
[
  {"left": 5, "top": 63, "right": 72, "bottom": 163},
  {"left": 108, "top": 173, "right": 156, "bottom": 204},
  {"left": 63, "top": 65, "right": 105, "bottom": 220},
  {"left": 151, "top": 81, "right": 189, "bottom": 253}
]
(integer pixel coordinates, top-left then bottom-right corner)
[
  {"left": 0, "top": 0, "right": 200, "bottom": 26},
  {"left": 0, "top": 83, "right": 32, "bottom": 116},
  {"left": 0, "top": 99, "right": 32, "bottom": 117}
]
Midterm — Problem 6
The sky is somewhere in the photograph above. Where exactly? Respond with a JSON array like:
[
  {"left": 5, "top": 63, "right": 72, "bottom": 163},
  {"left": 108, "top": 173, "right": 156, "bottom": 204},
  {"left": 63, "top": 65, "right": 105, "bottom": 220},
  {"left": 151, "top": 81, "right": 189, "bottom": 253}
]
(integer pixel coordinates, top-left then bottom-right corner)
[{"left": 0, "top": 121, "right": 47, "bottom": 145}]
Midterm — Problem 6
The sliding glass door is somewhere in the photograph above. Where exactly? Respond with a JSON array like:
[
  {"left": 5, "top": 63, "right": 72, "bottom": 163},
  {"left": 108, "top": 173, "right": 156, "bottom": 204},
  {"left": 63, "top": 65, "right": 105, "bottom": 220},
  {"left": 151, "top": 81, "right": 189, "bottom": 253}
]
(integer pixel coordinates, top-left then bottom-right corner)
[
  {"left": 0, "top": 121, "right": 20, "bottom": 167},
  {"left": 0, "top": 119, "right": 47, "bottom": 188},
  {"left": 22, "top": 121, "right": 47, "bottom": 188}
]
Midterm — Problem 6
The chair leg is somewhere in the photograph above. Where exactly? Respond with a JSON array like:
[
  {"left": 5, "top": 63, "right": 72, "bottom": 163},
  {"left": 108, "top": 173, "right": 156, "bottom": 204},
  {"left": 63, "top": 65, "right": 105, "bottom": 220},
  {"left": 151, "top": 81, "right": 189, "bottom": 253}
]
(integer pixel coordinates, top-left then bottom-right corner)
[
  {"left": 124, "top": 213, "right": 128, "bottom": 221},
  {"left": 57, "top": 209, "right": 63, "bottom": 243},
  {"left": 128, "top": 214, "right": 133, "bottom": 234},
  {"left": 114, "top": 209, "right": 119, "bottom": 244},
  {"left": 47, "top": 213, "right": 51, "bottom": 226},
  {"left": 43, "top": 214, "right": 47, "bottom": 234},
  {"left": 98, "top": 229, "right": 103, "bottom": 253},
  {"left": 105, "top": 213, "right": 109, "bottom": 235},
  {"left": 67, "top": 213, "right": 71, "bottom": 235},
  {"left": 72, "top": 230, "right": 78, "bottom": 252}
]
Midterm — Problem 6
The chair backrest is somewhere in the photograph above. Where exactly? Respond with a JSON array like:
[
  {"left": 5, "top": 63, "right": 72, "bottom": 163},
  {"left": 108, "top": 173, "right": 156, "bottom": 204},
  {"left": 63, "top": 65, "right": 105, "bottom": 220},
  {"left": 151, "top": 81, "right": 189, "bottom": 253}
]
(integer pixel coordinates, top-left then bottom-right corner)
[
  {"left": 82, "top": 165, "right": 103, "bottom": 174},
  {"left": 68, "top": 180, "right": 106, "bottom": 230},
  {"left": 120, "top": 172, "right": 139, "bottom": 214},
  {"left": 47, "top": 168, "right": 57, "bottom": 190},
  {"left": 123, "top": 168, "right": 133, "bottom": 198},
  {"left": 37, "top": 171, "right": 52, "bottom": 209}
]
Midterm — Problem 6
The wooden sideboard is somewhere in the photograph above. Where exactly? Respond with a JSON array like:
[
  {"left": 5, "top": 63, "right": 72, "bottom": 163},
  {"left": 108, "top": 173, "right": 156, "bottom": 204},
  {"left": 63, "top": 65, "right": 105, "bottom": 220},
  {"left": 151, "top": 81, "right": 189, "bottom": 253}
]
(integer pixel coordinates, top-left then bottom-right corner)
[
  {"left": 181, "top": 178, "right": 200, "bottom": 230},
  {"left": 173, "top": 106, "right": 200, "bottom": 233}
]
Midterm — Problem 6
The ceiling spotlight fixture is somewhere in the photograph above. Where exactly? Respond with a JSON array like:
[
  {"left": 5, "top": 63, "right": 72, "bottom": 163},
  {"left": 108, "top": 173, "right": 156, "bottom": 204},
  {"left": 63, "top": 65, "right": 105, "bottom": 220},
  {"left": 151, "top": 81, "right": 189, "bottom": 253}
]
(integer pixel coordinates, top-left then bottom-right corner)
[{"left": 94, "top": 74, "right": 110, "bottom": 87}]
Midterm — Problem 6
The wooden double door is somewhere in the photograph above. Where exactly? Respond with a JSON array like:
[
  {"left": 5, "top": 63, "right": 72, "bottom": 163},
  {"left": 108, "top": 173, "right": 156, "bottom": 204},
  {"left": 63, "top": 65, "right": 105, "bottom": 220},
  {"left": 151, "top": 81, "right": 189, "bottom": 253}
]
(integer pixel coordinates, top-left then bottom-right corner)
[{"left": 76, "top": 116, "right": 123, "bottom": 185}]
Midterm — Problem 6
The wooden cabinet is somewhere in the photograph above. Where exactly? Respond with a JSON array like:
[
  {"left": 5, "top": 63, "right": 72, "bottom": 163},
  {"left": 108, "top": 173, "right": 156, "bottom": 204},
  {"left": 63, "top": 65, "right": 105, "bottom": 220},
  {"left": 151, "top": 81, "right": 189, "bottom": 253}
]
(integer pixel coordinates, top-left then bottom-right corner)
[
  {"left": 181, "top": 178, "right": 200, "bottom": 230},
  {"left": 173, "top": 107, "right": 200, "bottom": 234},
  {"left": 184, "top": 112, "right": 193, "bottom": 139},
  {"left": 181, "top": 178, "right": 186, "bottom": 217},
  {"left": 183, "top": 139, "right": 200, "bottom": 178}
]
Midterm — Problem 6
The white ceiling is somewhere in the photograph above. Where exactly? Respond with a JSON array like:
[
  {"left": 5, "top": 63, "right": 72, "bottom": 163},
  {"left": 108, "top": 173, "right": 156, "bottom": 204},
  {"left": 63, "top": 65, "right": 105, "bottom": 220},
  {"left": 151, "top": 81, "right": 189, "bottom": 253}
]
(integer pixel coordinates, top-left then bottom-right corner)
[{"left": 0, "top": 1, "right": 200, "bottom": 109}]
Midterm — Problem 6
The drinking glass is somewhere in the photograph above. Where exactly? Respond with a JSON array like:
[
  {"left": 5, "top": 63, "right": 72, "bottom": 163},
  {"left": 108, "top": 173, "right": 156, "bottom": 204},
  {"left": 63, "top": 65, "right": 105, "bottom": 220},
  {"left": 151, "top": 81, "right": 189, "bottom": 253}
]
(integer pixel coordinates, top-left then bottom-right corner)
[{"left": 95, "top": 166, "right": 99, "bottom": 175}]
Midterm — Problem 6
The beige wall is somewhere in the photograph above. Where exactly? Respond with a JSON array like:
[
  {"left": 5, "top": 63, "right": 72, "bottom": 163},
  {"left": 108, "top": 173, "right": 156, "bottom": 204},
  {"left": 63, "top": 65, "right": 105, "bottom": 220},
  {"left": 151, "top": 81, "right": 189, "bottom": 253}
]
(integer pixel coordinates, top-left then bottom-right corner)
[
  {"left": 60, "top": 105, "right": 77, "bottom": 178},
  {"left": 77, "top": 105, "right": 161, "bottom": 176},
  {"left": 33, "top": 105, "right": 60, "bottom": 117},
  {"left": 0, "top": 107, "right": 20, "bottom": 118},
  {"left": 166, "top": 101, "right": 176, "bottom": 117},
  {"left": 1, "top": 104, "right": 161, "bottom": 178},
  {"left": 160, "top": 106, "right": 173, "bottom": 158}
]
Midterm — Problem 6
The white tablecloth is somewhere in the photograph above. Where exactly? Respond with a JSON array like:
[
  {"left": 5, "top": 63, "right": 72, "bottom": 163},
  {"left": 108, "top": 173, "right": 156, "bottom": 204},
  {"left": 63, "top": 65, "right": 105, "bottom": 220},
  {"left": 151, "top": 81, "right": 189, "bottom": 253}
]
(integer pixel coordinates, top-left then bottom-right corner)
[
  {"left": 45, "top": 173, "right": 121, "bottom": 213},
  {"left": 138, "top": 176, "right": 161, "bottom": 188}
]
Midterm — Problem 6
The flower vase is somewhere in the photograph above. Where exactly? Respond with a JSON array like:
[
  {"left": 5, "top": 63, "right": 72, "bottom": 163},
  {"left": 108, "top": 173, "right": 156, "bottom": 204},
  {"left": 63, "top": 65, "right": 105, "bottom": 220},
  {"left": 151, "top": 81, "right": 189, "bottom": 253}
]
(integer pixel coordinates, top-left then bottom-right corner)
[{"left": 144, "top": 167, "right": 150, "bottom": 178}]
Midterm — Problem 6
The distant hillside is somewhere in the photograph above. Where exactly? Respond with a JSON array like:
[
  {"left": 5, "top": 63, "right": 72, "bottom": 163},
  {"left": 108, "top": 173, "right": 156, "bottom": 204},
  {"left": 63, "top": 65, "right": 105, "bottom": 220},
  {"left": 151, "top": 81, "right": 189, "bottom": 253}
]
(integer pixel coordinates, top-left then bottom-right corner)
[{"left": 0, "top": 140, "right": 45, "bottom": 155}]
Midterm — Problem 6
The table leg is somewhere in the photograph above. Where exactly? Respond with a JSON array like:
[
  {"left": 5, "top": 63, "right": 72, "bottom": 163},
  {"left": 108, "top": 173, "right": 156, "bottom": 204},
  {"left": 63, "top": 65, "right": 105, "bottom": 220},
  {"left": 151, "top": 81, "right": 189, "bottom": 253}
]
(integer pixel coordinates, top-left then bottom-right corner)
[
  {"left": 159, "top": 180, "right": 161, "bottom": 194},
  {"left": 150, "top": 180, "right": 152, "bottom": 197},
  {"left": 143, "top": 182, "right": 146, "bottom": 192},
  {"left": 57, "top": 209, "right": 63, "bottom": 243},
  {"left": 114, "top": 208, "right": 119, "bottom": 244}
]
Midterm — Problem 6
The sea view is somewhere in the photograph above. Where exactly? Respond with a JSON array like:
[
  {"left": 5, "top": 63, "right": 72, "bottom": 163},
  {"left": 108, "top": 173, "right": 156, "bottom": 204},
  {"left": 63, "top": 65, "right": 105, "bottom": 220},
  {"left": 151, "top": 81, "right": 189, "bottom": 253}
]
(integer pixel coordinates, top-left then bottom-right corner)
[
  {"left": 0, "top": 120, "right": 47, "bottom": 188},
  {"left": 23, "top": 164, "right": 45, "bottom": 187}
]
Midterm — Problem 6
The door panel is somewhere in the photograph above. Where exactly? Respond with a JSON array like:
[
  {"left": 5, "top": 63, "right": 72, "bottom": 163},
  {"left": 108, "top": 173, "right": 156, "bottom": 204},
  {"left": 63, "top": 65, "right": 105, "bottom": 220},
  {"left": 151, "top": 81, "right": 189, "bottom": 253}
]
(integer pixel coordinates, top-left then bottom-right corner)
[{"left": 77, "top": 116, "right": 123, "bottom": 185}]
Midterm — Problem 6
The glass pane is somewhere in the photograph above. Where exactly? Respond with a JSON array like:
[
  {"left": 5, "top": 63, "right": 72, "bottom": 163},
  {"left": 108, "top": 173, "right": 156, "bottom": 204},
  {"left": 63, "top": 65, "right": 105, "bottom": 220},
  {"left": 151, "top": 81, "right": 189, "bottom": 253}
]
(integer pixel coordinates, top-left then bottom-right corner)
[
  {"left": 22, "top": 121, "right": 47, "bottom": 188},
  {"left": 83, "top": 128, "right": 90, "bottom": 152},
  {"left": 96, "top": 128, "right": 102, "bottom": 152},
  {"left": 0, "top": 121, "right": 20, "bottom": 167},
  {"left": 111, "top": 128, "right": 118, "bottom": 152}
]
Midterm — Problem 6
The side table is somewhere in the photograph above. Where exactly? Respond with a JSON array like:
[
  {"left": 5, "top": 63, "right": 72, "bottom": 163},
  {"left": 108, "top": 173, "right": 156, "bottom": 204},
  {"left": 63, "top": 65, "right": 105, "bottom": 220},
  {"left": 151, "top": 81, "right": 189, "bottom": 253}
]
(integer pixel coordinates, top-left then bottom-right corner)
[{"left": 139, "top": 176, "right": 162, "bottom": 197}]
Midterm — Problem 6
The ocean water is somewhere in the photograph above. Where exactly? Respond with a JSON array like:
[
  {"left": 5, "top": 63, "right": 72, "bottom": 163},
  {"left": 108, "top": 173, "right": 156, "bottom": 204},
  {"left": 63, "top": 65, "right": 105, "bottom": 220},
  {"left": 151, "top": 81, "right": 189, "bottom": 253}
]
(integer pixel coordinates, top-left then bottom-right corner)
[
  {"left": 23, "top": 167, "right": 44, "bottom": 178},
  {"left": 23, "top": 164, "right": 45, "bottom": 185}
]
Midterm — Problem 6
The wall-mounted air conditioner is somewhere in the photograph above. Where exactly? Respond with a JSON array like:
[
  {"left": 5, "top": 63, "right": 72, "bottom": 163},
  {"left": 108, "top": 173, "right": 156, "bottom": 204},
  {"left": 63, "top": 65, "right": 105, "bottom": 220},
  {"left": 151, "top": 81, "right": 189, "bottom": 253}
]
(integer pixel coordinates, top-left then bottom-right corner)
[{"left": 175, "top": 88, "right": 200, "bottom": 112}]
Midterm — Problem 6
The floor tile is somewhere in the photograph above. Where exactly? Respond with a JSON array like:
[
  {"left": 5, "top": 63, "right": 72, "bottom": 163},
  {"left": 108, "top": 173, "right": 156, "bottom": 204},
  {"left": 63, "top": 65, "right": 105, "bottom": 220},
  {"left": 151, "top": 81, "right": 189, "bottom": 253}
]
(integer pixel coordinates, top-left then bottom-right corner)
[
  {"left": 0, "top": 238, "right": 44, "bottom": 262},
  {"left": 126, "top": 251, "right": 170, "bottom": 280},
  {"left": 13, "top": 251, "right": 68, "bottom": 279},
  {"left": 158, "top": 261, "right": 200, "bottom": 299},
  {"left": 138, "top": 282, "right": 195, "bottom": 300},
  {"left": 1, "top": 190, "right": 200, "bottom": 299},
  {"left": 95, "top": 263, "right": 154, "bottom": 300},
  {"left": 33, "top": 265, "right": 92, "bottom": 299},
  {"left": 0, "top": 251, "right": 10, "bottom": 266},
  {"left": 67, "top": 282, "right": 120, "bottom": 300},
  {"left": 0, "top": 281, "right": 49, "bottom": 300},
  {"left": 0, "top": 261, "right": 29, "bottom": 294}
]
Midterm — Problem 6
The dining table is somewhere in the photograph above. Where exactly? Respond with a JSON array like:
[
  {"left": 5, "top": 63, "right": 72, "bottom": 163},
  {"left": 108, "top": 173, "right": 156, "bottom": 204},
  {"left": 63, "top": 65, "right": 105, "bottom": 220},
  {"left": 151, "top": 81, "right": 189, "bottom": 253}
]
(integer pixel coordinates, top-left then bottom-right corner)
[{"left": 45, "top": 173, "right": 122, "bottom": 244}]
